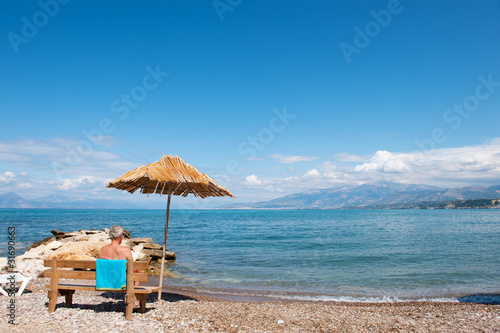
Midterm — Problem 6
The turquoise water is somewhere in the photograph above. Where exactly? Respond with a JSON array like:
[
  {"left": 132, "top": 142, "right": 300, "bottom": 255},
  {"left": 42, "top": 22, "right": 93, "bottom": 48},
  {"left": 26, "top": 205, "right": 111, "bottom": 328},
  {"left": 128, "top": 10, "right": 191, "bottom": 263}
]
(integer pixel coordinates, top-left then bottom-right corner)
[{"left": 1, "top": 209, "right": 499, "bottom": 302}]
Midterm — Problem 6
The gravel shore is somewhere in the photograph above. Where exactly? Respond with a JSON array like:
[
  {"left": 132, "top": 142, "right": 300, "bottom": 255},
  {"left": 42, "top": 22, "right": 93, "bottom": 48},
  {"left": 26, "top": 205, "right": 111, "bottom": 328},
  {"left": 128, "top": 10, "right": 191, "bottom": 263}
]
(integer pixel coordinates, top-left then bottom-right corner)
[{"left": 1, "top": 278, "right": 499, "bottom": 332}]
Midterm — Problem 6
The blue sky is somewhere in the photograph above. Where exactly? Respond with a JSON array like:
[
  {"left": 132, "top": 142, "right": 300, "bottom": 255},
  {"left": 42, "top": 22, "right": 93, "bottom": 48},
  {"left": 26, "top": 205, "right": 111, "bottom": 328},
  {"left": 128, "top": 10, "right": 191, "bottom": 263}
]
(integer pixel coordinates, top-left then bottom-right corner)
[{"left": 1, "top": 0, "right": 500, "bottom": 207}]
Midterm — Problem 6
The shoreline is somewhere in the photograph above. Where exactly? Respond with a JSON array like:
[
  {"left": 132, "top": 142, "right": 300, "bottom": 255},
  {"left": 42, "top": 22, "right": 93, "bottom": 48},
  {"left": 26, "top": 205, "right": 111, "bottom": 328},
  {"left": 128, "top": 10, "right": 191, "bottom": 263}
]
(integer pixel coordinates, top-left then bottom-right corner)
[
  {"left": 1, "top": 278, "right": 499, "bottom": 332},
  {"left": 157, "top": 284, "right": 500, "bottom": 304}
]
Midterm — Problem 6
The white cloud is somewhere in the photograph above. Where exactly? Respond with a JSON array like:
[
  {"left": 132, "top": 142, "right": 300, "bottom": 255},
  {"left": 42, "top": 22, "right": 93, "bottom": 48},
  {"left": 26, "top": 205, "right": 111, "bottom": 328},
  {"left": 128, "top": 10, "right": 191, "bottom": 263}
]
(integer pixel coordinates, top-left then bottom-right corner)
[
  {"left": 355, "top": 151, "right": 411, "bottom": 173},
  {"left": 269, "top": 154, "right": 318, "bottom": 164},
  {"left": 334, "top": 152, "right": 366, "bottom": 162},
  {"left": 244, "top": 175, "right": 262, "bottom": 186},
  {"left": 0, "top": 171, "right": 16, "bottom": 183},
  {"left": 0, "top": 137, "right": 137, "bottom": 179},
  {"left": 249, "top": 138, "right": 500, "bottom": 195},
  {"left": 304, "top": 169, "right": 320, "bottom": 177}
]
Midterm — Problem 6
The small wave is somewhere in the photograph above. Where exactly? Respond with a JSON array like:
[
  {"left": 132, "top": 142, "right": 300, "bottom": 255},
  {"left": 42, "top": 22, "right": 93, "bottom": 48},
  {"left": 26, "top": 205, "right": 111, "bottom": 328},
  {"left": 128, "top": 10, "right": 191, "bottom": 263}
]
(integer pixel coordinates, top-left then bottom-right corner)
[{"left": 270, "top": 294, "right": 459, "bottom": 303}]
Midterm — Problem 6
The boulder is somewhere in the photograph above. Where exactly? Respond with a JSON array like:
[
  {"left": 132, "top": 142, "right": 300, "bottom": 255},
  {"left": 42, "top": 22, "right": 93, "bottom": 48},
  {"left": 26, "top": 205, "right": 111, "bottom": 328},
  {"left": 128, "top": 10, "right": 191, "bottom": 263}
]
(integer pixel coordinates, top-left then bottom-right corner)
[
  {"left": 47, "top": 241, "right": 104, "bottom": 260},
  {"left": 142, "top": 249, "right": 176, "bottom": 260},
  {"left": 15, "top": 259, "right": 44, "bottom": 278},
  {"left": 130, "top": 237, "right": 153, "bottom": 244},
  {"left": 27, "top": 235, "right": 54, "bottom": 251},
  {"left": 51, "top": 230, "right": 66, "bottom": 237},
  {"left": 0, "top": 257, "right": 7, "bottom": 270},
  {"left": 88, "top": 233, "right": 109, "bottom": 243},
  {"left": 46, "top": 241, "right": 63, "bottom": 251},
  {"left": 142, "top": 243, "right": 162, "bottom": 250},
  {"left": 75, "top": 235, "right": 89, "bottom": 241},
  {"left": 22, "top": 245, "right": 47, "bottom": 259}
]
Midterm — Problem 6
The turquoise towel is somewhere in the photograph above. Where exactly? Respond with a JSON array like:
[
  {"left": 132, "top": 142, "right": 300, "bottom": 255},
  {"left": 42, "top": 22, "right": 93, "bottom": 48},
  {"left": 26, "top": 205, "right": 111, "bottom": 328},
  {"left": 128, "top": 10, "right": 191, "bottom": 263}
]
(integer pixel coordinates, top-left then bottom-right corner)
[{"left": 95, "top": 259, "right": 127, "bottom": 290}]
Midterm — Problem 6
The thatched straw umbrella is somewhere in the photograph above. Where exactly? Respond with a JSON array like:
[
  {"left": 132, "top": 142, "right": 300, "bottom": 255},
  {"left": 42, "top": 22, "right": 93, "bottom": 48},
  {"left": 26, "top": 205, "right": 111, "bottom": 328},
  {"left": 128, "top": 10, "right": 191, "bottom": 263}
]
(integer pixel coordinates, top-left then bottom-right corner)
[{"left": 106, "top": 154, "right": 235, "bottom": 300}]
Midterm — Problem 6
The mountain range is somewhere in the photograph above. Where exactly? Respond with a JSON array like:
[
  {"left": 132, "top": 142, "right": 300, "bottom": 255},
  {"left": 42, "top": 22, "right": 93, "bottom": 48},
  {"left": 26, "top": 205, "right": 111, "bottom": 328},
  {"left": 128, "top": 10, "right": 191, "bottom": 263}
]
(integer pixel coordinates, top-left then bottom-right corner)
[
  {"left": 229, "top": 183, "right": 500, "bottom": 209},
  {"left": 0, "top": 192, "right": 141, "bottom": 209},
  {"left": 1, "top": 182, "right": 500, "bottom": 209}
]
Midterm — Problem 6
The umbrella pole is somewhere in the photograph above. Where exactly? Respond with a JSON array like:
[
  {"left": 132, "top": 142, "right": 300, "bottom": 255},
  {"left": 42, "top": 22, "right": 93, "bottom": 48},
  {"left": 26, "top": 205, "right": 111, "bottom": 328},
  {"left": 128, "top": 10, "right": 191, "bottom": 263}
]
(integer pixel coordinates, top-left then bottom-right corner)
[{"left": 158, "top": 191, "right": 172, "bottom": 302}]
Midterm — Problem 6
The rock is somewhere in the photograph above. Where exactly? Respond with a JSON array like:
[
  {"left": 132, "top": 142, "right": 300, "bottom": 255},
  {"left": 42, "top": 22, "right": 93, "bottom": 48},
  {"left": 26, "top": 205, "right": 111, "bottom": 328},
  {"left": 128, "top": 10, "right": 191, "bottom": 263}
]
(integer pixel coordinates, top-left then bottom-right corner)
[
  {"left": 149, "top": 263, "right": 177, "bottom": 277},
  {"left": 143, "top": 249, "right": 176, "bottom": 260},
  {"left": 0, "top": 257, "right": 7, "bottom": 270},
  {"left": 123, "top": 229, "right": 131, "bottom": 239},
  {"left": 51, "top": 230, "right": 80, "bottom": 240},
  {"left": 46, "top": 241, "right": 63, "bottom": 251},
  {"left": 130, "top": 237, "right": 153, "bottom": 244},
  {"left": 47, "top": 241, "right": 104, "bottom": 260},
  {"left": 87, "top": 234, "right": 109, "bottom": 243},
  {"left": 51, "top": 230, "right": 66, "bottom": 237},
  {"left": 75, "top": 235, "right": 89, "bottom": 242},
  {"left": 23, "top": 245, "right": 47, "bottom": 259},
  {"left": 15, "top": 259, "right": 44, "bottom": 277},
  {"left": 27, "top": 235, "right": 54, "bottom": 251},
  {"left": 142, "top": 243, "right": 162, "bottom": 250}
]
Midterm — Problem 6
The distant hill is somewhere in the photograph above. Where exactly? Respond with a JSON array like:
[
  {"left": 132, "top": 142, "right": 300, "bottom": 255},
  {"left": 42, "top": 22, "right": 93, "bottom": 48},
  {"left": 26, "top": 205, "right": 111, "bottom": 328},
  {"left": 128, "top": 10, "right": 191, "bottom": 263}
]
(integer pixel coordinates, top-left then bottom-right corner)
[
  {"left": 0, "top": 192, "right": 38, "bottom": 208},
  {"left": 0, "top": 192, "right": 140, "bottom": 209},
  {"left": 229, "top": 183, "right": 500, "bottom": 209},
  {"left": 356, "top": 198, "right": 500, "bottom": 209}
]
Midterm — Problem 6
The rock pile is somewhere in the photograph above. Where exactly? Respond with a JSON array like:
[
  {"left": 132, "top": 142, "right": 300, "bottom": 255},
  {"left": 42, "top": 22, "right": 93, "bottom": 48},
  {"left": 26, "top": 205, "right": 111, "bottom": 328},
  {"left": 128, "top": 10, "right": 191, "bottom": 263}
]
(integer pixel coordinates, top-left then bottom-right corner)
[{"left": 10, "top": 228, "right": 176, "bottom": 278}]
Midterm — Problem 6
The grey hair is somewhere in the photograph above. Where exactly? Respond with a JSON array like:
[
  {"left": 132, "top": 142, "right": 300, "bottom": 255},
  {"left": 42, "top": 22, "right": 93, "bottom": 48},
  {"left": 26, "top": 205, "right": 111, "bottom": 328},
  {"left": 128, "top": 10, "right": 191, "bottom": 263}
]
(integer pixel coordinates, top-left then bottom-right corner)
[{"left": 109, "top": 225, "right": 124, "bottom": 240}]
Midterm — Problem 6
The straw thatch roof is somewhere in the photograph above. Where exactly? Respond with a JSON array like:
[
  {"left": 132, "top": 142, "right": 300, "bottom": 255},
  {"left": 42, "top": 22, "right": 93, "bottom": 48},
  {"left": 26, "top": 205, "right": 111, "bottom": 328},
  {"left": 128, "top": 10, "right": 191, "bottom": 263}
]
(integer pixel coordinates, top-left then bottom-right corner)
[{"left": 106, "top": 154, "right": 235, "bottom": 199}]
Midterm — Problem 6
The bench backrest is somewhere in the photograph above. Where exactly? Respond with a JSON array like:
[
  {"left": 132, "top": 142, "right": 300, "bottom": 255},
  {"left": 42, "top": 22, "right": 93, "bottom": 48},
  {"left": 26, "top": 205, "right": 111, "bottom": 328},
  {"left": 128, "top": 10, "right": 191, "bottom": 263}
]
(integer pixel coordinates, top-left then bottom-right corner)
[{"left": 43, "top": 259, "right": 149, "bottom": 283}]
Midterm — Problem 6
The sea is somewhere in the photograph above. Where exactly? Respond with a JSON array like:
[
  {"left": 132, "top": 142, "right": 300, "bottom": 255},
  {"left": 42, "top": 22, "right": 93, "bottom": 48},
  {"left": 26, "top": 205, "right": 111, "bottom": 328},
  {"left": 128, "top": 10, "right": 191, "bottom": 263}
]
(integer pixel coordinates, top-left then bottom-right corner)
[{"left": 1, "top": 209, "right": 499, "bottom": 304}]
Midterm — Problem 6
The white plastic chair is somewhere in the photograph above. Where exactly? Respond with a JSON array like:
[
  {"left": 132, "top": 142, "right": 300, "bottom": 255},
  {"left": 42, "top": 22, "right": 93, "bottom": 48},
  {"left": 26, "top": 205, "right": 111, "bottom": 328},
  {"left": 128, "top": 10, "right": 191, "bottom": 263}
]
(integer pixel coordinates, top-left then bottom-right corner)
[{"left": 0, "top": 273, "right": 32, "bottom": 297}]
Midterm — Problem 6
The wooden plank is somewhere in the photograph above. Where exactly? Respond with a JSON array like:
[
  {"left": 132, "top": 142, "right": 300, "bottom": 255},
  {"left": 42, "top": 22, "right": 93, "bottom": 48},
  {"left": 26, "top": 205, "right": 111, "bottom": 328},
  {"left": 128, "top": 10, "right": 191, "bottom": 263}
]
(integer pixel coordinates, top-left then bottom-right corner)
[
  {"left": 132, "top": 261, "right": 149, "bottom": 271},
  {"left": 45, "top": 270, "right": 96, "bottom": 280},
  {"left": 44, "top": 259, "right": 96, "bottom": 270},
  {"left": 57, "top": 284, "right": 97, "bottom": 291},
  {"left": 45, "top": 259, "right": 149, "bottom": 272},
  {"left": 132, "top": 272, "right": 149, "bottom": 283}
]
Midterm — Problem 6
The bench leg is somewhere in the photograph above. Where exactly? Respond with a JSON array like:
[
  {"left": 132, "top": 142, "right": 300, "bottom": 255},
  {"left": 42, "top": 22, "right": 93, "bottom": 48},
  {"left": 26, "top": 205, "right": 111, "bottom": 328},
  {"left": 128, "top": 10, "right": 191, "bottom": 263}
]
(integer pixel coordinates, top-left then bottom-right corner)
[
  {"left": 136, "top": 294, "right": 147, "bottom": 313},
  {"left": 48, "top": 290, "right": 58, "bottom": 313},
  {"left": 125, "top": 301, "right": 133, "bottom": 320},
  {"left": 60, "top": 290, "right": 75, "bottom": 308}
]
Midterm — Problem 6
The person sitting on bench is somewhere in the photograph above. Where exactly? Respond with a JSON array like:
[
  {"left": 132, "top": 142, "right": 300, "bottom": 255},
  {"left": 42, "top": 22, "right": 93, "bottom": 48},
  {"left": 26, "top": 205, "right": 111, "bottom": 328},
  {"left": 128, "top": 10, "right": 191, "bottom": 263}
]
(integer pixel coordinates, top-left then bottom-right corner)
[
  {"left": 98, "top": 225, "right": 133, "bottom": 260},
  {"left": 97, "top": 225, "right": 139, "bottom": 304}
]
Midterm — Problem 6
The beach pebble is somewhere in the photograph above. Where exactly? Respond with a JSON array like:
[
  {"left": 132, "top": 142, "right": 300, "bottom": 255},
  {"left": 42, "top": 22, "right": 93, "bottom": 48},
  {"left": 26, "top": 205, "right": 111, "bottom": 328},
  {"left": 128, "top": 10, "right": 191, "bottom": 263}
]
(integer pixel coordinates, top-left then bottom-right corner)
[{"left": 1, "top": 277, "right": 499, "bottom": 333}]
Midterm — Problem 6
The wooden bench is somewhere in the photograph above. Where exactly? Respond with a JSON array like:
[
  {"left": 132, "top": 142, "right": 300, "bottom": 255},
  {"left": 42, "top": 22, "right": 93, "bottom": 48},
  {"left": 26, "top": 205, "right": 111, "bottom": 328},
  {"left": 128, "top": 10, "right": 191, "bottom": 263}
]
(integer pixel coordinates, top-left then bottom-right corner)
[{"left": 44, "top": 259, "right": 160, "bottom": 320}]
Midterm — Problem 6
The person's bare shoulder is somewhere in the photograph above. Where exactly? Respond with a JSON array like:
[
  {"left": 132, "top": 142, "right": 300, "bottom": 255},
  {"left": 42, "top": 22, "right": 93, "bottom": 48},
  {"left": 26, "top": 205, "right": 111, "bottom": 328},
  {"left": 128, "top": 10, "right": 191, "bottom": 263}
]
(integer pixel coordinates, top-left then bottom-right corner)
[
  {"left": 119, "top": 246, "right": 133, "bottom": 260},
  {"left": 98, "top": 244, "right": 111, "bottom": 259}
]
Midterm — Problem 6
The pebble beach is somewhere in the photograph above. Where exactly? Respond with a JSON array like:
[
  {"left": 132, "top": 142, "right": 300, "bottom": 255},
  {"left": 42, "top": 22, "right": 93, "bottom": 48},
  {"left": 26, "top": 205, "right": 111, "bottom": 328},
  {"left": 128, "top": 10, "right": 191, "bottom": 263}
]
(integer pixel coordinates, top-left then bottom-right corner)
[{"left": 1, "top": 278, "right": 499, "bottom": 332}]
